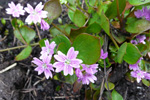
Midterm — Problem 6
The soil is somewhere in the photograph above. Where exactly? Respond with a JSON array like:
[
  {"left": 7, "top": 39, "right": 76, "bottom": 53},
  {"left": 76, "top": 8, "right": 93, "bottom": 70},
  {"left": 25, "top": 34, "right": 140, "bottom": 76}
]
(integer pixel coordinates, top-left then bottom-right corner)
[{"left": 0, "top": 0, "right": 150, "bottom": 100}]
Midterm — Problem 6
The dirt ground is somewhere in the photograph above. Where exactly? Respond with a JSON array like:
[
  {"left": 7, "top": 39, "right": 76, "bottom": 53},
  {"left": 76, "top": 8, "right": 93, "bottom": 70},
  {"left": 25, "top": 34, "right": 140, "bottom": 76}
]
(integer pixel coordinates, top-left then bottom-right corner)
[{"left": 0, "top": 0, "right": 150, "bottom": 100}]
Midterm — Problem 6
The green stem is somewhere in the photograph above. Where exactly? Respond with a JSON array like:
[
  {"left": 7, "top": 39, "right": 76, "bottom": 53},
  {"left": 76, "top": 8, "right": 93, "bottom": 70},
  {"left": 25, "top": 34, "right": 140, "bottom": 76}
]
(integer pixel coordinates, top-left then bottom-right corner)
[
  {"left": 65, "top": 4, "right": 75, "bottom": 12},
  {"left": 109, "top": 33, "right": 119, "bottom": 50},
  {"left": 51, "top": 23, "right": 69, "bottom": 37},
  {"left": 17, "top": 28, "right": 28, "bottom": 45},
  {"left": 35, "top": 24, "right": 41, "bottom": 40},
  {"left": 0, "top": 43, "right": 39, "bottom": 52},
  {"left": 116, "top": 0, "right": 123, "bottom": 28}
]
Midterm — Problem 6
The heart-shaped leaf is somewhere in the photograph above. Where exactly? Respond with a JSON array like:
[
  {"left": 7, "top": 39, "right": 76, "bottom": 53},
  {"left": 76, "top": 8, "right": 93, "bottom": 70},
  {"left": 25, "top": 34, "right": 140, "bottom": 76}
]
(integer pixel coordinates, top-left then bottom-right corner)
[
  {"left": 72, "top": 33, "right": 101, "bottom": 64},
  {"left": 15, "top": 45, "right": 32, "bottom": 61}
]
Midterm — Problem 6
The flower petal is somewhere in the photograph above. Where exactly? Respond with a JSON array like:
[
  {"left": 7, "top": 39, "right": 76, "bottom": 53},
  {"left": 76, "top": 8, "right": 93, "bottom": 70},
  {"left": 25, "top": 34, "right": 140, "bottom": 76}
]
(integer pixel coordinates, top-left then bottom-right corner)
[
  {"left": 67, "top": 47, "right": 79, "bottom": 59},
  {"left": 54, "top": 51, "right": 67, "bottom": 62}
]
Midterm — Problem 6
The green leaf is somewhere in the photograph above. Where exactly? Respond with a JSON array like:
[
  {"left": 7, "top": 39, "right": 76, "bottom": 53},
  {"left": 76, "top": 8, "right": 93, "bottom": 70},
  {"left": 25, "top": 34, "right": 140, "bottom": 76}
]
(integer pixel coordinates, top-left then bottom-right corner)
[
  {"left": 52, "top": 35, "right": 71, "bottom": 54},
  {"left": 73, "top": 9, "right": 86, "bottom": 27},
  {"left": 72, "top": 33, "right": 101, "bottom": 64},
  {"left": 90, "top": 83, "right": 100, "bottom": 90},
  {"left": 128, "top": 0, "right": 150, "bottom": 6},
  {"left": 65, "top": 74, "right": 77, "bottom": 84},
  {"left": 15, "top": 45, "right": 32, "bottom": 61},
  {"left": 105, "top": 0, "right": 126, "bottom": 19},
  {"left": 67, "top": 0, "right": 76, "bottom": 5},
  {"left": 99, "top": 12, "right": 110, "bottom": 36},
  {"left": 50, "top": 24, "right": 77, "bottom": 37},
  {"left": 86, "top": 22, "right": 101, "bottom": 34},
  {"left": 39, "top": 38, "right": 47, "bottom": 48},
  {"left": 93, "top": 90, "right": 100, "bottom": 100},
  {"left": 105, "top": 82, "right": 115, "bottom": 90},
  {"left": 68, "top": 5, "right": 76, "bottom": 22},
  {"left": 117, "top": 42, "right": 127, "bottom": 63},
  {"left": 142, "top": 79, "right": 150, "bottom": 87},
  {"left": 85, "top": 0, "right": 97, "bottom": 6},
  {"left": 14, "top": 26, "right": 36, "bottom": 44},
  {"left": 44, "top": 0, "right": 62, "bottom": 19},
  {"left": 112, "top": 89, "right": 123, "bottom": 100},
  {"left": 70, "top": 27, "right": 87, "bottom": 41},
  {"left": 123, "top": 43, "right": 141, "bottom": 64},
  {"left": 126, "top": 18, "right": 150, "bottom": 34},
  {"left": 112, "top": 32, "right": 126, "bottom": 44}
]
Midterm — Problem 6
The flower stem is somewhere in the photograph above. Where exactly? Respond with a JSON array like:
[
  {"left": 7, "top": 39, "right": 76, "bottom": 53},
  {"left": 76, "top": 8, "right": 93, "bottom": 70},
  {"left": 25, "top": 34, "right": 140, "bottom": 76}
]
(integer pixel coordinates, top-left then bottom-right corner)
[
  {"left": 0, "top": 43, "right": 39, "bottom": 52},
  {"left": 17, "top": 28, "right": 28, "bottom": 45},
  {"left": 51, "top": 23, "right": 69, "bottom": 37},
  {"left": 35, "top": 24, "right": 41, "bottom": 40},
  {"left": 109, "top": 33, "right": 119, "bottom": 50},
  {"left": 116, "top": 0, "right": 123, "bottom": 28}
]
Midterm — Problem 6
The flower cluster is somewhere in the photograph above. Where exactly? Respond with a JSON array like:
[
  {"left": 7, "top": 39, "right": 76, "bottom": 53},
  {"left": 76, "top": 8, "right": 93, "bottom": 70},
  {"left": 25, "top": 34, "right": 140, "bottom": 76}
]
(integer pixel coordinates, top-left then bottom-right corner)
[
  {"left": 75, "top": 64, "right": 98, "bottom": 85},
  {"left": 32, "top": 40, "right": 103, "bottom": 85},
  {"left": 131, "top": 35, "right": 146, "bottom": 45},
  {"left": 134, "top": 7, "right": 150, "bottom": 21},
  {"left": 6, "top": 2, "right": 50, "bottom": 31},
  {"left": 129, "top": 58, "right": 150, "bottom": 83},
  {"left": 32, "top": 40, "right": 56, "bottom": 79}
]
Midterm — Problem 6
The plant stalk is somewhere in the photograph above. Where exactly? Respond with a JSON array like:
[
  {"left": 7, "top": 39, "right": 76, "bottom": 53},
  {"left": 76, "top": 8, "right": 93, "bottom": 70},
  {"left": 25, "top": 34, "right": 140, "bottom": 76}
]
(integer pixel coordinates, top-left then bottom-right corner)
[
  {"left": 0, "top": 43, "right": 39, "bottom": 52},
  {"left": 35, "top": 24, "right": 41, "bottom": 40},
  {"left": 116, "top": 0, "right": 123, "bottom": 28},
  {"left": 51, "top": 23, "right": 69, "bottom": 37}
]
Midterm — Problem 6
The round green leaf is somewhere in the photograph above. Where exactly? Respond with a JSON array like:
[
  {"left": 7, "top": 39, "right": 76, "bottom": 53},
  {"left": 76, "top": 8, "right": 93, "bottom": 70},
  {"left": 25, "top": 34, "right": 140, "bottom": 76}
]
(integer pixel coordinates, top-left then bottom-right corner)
[
  {"left": 73, "top": 9, "right": 86, "bottom": 27},
  {"left": 128, "top": 0, "right": 150, "bottom": 6},
  {"left": 86, "top": 22, "right": 101, "bottom": 33},
  {"left": 65, "top": 74, "right": 77, "bottom": 84},
  {"left": 44, "top": 0, "right": 62, "bottom": 19},
  {"left": 126, "top": 18, "right": 150, "bottom": 34},
  {"left": 72, "top": 33, "right": 101, "bottom": 64},
  {"left": 112, "top": 89, "right": 123, "bottom": 100},
  {"left": 15, "top": 45, "right": 32, "bottom": 61},
  {"left": 51, "top": 35, "right": 71, "bottom": 54},
  {"left": 14, "top": 26, "right": 36, "bottom": 44},
  {"left": 123, "top": 43, "right": 142, "bottom": 64}
]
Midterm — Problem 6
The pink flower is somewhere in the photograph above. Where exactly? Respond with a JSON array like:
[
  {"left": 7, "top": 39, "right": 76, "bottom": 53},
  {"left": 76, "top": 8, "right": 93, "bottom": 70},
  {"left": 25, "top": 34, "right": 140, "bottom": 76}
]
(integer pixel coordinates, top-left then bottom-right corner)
[
  {"left": 81, "top": 64, "right": 98, "bottom": 74},
  {"left": 100, "top": 49, "right": 108, "bottom": 59},
  {"left": 53, "top": 47, "right": 83, "bottom": 76},
  {"left": 131, "top": 70, "right": 145, "bottom": 83},
  {"left": 6, "top": 2, "right": 25, "bottom": 17},
  {"left": 144, "top": 72, "right": 150, "bottom": 80},
  {"left": 32, "top": 55, "right": 54, "bottom": 79},
  {"left": 25, "top": 2, "right": 48, "bottom": 24},
  {"left": 129, "top": 64, "right": 139, "bottom": 71},
  {"left": 131, "top": 40, "right": 138, "bottom": 45},
  {"left": 40, "top": 40, "right": 56, "bottom": 59},
  {"left": 40, "top": 19, "right": 50, "bottom": 31},
  {"left": 136, "top": 35, "right": 146, "bottom": 44},
  {"left": 75, "top": 68, "right": 97, "bottom": 85}
]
